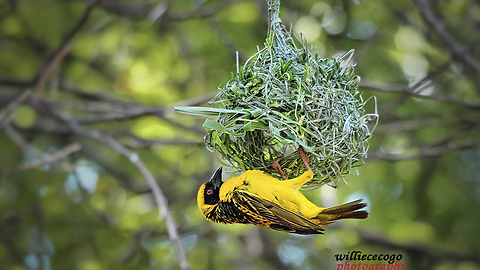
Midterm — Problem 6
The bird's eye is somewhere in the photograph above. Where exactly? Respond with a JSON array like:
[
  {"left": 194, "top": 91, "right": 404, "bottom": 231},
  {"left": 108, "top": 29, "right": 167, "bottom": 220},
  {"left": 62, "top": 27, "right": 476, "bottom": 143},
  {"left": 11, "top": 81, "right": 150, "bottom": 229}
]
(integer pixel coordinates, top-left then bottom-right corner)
[{"left": 206, "top": 189, "right": 213, "bottom": 196}]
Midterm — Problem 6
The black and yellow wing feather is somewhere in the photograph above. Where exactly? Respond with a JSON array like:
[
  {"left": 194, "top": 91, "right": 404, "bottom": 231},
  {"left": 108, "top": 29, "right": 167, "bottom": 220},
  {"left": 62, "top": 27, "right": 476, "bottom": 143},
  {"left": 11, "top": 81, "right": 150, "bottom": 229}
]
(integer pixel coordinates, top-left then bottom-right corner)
[{"left": 232, "top": 191, "right": 324, "bottom": 234}]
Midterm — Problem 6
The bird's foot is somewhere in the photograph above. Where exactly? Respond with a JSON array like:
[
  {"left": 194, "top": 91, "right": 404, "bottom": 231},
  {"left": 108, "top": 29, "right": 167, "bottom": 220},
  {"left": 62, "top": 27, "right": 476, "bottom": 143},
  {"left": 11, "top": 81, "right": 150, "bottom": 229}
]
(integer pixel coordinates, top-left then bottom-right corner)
[
  {"left": 272, "top": 157, "right": 287, "bottom": 180},
  {"left": 297, "top": 147, "right": 311, "bottom": 171}
]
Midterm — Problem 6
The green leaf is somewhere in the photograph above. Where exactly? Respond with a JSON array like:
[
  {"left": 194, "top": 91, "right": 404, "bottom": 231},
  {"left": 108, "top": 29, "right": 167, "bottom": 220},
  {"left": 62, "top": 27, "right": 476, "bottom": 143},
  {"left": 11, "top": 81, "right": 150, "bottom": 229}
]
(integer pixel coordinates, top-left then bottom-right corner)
[
  {"left": 203, "top": 119, "right": 229, "bottom": 132},
  {"left": 174, "top": 106, "right": 245, "bottom": 117}
]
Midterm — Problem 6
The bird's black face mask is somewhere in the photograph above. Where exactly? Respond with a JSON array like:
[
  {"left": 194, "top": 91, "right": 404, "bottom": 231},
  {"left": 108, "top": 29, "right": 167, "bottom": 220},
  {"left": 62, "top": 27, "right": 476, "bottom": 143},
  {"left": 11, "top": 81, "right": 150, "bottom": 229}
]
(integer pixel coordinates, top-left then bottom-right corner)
[{"left": 204, "top": 167, "right": 222, "bottom": 205}]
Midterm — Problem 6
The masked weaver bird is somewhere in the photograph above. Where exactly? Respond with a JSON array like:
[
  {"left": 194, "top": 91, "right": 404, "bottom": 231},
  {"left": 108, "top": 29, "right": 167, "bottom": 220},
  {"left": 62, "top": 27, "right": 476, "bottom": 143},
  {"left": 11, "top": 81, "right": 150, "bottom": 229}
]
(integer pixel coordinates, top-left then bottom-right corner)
[{"left": 197, "top": 167, "right": 369, "bottom": 235}]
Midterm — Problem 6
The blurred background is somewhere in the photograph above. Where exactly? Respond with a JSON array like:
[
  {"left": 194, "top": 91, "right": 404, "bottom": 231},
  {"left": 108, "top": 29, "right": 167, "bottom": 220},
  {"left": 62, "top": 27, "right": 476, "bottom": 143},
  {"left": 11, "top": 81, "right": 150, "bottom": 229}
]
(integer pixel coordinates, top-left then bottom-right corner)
[{"left": 1, "top": 0, "right": 480, "bottom": 269}]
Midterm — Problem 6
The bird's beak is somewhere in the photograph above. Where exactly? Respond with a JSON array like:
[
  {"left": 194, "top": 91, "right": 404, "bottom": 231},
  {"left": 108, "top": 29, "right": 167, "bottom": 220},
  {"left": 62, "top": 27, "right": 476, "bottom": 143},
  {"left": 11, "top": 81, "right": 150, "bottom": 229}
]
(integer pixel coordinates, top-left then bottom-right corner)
[{"left": 209, "top": 167, "right": 223, "bottom": 189}]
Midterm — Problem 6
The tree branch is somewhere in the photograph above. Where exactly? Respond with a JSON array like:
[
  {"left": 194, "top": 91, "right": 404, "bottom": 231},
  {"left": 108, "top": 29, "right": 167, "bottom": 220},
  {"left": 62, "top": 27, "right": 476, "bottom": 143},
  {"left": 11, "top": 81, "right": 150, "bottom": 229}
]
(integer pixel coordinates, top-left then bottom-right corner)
[
  {"left": 75, "top": 106, "right": 166, "bottom": 123},
  {"left": 373, "top": 115, "right": 480, "bottom": 135},
  {"left": 4, "top": 124, "right": 37, "bottom": 155},
  {"left": 413, "top": 0, "right": 480, "bottom": 73},
  {"left": 0, "top": 89, "right": 32, "bottom": 128},
  {"left": 49, "top": 109, "right": 191, "bottom": 270},
  {"left": 360, "top": 81, "right": 480, "bottom": 110},
  {"left": 369, "top": 138, "right": 480, "bottom": 161},
  {"left": 35, "top": 1, "right": 100, "bottom": 99},
  {"left": 59, "top": 81, "right": 136, "bottom": 106},
  {"left": 126, "top": 134, "right": 203, "bottom": 149},
  {"left": 4, "top": 143, "right": 81, "bottom": 174},
  {"left": 168, "top": 0, "right": 239, "bottom": 21}
]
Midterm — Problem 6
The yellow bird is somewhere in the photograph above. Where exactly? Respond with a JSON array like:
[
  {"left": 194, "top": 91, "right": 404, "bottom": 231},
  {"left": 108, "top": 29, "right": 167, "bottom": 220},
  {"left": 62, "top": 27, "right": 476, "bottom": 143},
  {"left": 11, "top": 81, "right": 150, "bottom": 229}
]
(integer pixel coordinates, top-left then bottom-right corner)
[{"left": 197, "top": 167, "right": 368, "bottom": 235}]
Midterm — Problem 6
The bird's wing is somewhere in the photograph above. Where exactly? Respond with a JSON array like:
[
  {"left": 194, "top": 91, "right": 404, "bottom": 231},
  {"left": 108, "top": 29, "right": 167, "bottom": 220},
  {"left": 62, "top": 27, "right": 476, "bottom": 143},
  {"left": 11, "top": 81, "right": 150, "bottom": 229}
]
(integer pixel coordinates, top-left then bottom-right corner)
[{"left": 233, "top": 191, "right": 325, "bottom": 235}]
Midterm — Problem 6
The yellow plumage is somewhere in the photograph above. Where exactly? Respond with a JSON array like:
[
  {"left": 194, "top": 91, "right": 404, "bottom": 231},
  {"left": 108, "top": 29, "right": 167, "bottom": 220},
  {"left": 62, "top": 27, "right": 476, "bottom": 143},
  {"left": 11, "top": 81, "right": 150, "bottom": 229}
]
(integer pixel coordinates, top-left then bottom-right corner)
[{"left": 197, "top": 168, "right": 368, "bottom": 235}]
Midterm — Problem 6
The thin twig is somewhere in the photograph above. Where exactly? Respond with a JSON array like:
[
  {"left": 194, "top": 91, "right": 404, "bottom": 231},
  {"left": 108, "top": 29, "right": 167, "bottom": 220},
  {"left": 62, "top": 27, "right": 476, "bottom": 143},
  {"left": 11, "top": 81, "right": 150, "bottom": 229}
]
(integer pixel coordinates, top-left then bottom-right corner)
[
  {"left": 96, "top": 1, "right": 152, "bottom": 20},
  {"left": 374, "top": 118, "right": 449, "bottom": 135},
  {"left": 5, "top": 143, "right": 81, "bottom": 174},
  {"left": 36, "top": 3, "right": 95, "bottom": 96},
  {"left": 72, "top": 91, "right": 218, "bottom": 123},
  {"left": 59, "top": 81, "right": 136, "bottom": 106},
  {"left": 0, "top": 89, "right": 32, "bottom": 126},
  {"left": 374, "top": 115, "right": 480, "bottom": 135},
  {"left": 4, "top": 124, "right": 37, "bottom": 155},
  {"left": 168, "top": 0, "right": 239, "bottom": 21},
  {"left": 126, "top": 134, "right": 203, "bottom": 149},
  {"left": 81, "top": 148, "right": 151, "bottom": 194},
  {"left": 368, "top": 138, "right": 480, "bottom": 161},
  {"left": 76, "top": 106, "right": 166, "bottom": 123},
  {"left": 360, "top": 81, "right": 480, "bottom": 110},
  {"left": 413, "top": 0, "right": 480, "bottom": 73},
  {"left": 175, "top": 92, "right": 218, "bottom": 108},
  {"left": 0, "top": 79, "right": 33, "bottom": 87},
  {"left": 35, "top": 1, "right": 100, "bottom": 100},
  {"left": 148, "top": 0, "right": 171, "bottom": 23}
]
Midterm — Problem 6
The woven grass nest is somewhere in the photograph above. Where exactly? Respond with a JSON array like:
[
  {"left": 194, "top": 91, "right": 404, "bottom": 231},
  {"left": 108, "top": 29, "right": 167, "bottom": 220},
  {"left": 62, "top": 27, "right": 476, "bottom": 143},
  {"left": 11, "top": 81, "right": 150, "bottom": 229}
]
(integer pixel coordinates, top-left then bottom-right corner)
[{"left": 176, "top": 0, "right": 377, "bottom": 188}]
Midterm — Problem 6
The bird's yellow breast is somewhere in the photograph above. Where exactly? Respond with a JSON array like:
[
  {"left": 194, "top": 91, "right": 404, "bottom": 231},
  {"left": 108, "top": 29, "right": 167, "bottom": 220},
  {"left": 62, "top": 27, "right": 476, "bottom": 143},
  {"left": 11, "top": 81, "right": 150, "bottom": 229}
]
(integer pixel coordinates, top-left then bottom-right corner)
[{"left": 219, "top": 170, "right": 323, "bottom": 218}]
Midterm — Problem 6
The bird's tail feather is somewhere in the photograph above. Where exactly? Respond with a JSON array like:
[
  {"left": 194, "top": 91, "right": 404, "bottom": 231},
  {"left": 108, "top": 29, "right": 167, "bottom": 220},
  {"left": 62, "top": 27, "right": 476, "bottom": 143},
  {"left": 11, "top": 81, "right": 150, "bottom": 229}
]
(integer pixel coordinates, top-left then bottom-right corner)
[{"left": 315, "top": 199, "right": 368, "bottom": 225}]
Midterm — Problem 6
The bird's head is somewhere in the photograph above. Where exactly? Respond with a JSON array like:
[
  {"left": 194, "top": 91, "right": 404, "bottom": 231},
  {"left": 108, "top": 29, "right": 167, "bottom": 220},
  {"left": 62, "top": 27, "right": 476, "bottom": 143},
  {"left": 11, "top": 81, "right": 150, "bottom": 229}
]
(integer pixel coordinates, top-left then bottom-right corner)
[{"left": 197, "top": 167, "right": 223, "bottom": 217}]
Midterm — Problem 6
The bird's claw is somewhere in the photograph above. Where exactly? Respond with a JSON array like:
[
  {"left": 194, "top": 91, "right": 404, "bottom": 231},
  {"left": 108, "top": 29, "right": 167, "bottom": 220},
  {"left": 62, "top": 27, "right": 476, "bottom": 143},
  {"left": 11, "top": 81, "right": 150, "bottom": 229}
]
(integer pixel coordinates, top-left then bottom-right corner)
[
  {"left": 272, "top": 157, "right": 287, "bottom": 180},
  {"left": 297, "top": 147, "right": 311, "bottom": 172}
]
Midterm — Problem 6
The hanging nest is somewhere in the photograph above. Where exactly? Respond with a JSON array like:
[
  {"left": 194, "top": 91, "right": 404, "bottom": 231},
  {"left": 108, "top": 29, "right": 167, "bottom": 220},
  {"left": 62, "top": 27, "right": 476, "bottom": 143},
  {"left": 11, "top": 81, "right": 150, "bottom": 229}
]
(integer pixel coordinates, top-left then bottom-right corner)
[{"left": 176, "top": 0, "right": 377, "bottom": 188}]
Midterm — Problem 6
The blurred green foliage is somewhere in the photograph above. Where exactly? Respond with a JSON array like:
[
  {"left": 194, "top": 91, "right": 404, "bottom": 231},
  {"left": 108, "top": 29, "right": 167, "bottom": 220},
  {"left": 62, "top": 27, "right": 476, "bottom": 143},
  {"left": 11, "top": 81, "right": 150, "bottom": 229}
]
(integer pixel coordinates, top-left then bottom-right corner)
[{"left": 0, "top": 0, "right": 479, "bottom": 269}]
